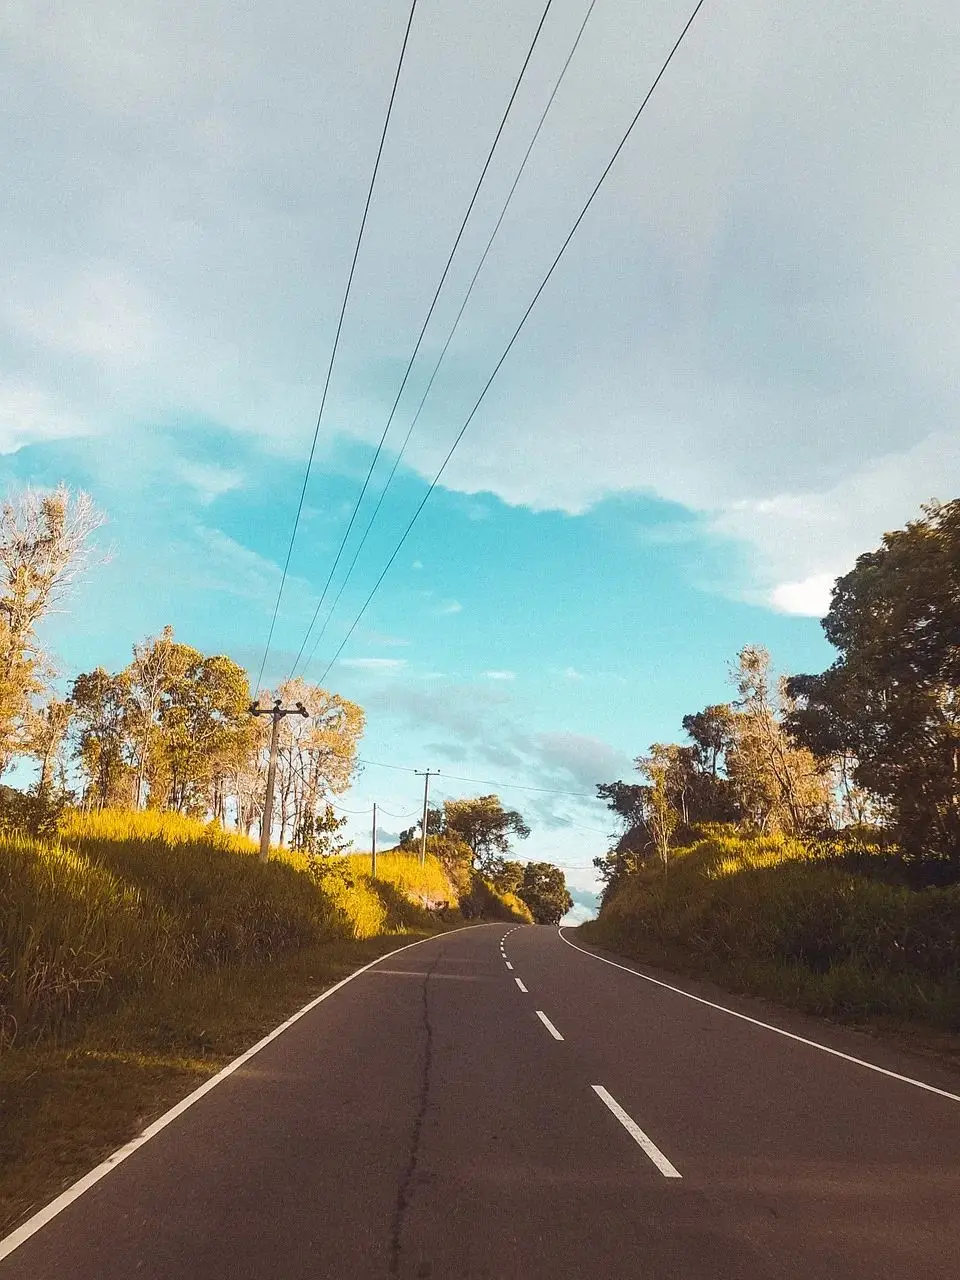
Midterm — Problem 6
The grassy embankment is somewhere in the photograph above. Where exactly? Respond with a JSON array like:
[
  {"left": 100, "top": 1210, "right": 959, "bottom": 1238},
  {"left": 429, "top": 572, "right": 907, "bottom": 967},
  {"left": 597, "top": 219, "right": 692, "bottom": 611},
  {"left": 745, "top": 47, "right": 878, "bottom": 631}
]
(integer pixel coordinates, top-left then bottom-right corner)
[
  {"left": 582, "top": 828, "right": 960, "bottom": 1037},
  {"left": 0, "top": 809, "right": 529, "bottom": 1233}
]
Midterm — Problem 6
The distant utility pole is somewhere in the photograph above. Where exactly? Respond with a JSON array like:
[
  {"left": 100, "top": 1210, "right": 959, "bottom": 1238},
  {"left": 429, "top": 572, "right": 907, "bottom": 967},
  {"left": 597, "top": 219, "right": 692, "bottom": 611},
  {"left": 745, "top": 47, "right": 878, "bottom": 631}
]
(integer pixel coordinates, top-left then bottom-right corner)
[
  {"left": 415, "top": 769, "right": 440, "bottom": 866},
  {"left": 249, "top": 698, "right": 308, "bottom": 863},
  {"left": 371, "top": 802, "right": 378, "bottom": 879}
]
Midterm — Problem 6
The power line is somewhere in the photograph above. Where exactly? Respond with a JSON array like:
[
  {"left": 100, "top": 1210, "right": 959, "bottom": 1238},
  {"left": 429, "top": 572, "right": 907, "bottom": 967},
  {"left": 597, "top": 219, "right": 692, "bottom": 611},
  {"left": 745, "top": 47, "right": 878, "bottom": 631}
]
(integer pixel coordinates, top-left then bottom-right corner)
[
  {"left": 288, "top": 0, "right": 557, "bottom": 680},
  {"left": 253, "top": 0, "right": 422, "bottom": 694},
  {"left": 313, "top": 0, "right": 708, "bottom": 684},
  {"left": 296, "top": 0, "right": 601, "bottom": 674},
  {"left": 351, "top": 753, "right": 603, "bottom": 802}
]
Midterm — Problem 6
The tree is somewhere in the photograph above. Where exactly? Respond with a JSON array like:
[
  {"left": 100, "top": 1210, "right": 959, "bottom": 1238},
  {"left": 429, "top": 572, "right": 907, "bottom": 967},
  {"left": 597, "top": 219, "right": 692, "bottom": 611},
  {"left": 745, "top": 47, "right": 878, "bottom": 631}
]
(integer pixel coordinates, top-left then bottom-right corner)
[
  {"left": 146, "top": 649, "right": 251, "bottom": 815},
  {"left": 292, "top": 804, "right": 350, "bottom": 857},
  {"left": 268, "top": 677, "right": 364, "bottom": 848},
  {"left": 637, "top": 744, "right": 681, "bottom": 872},
  {"left": 0, "top": 485, "right": 102, "bottom": 771},
  {"left": 680, "top": 703, "right": 741, "bottom": 823},
  {"left": 442, "top": 795, "right": 530, "bottom": 872},
  {"left": 127, "top": 626, "right": 188, "bottom": 808},
  {"left": 786, "top": 500, "right": 960, "bottom": 874},
  {"left": 71, "top": 667, "right": 134, "bottom": 808},
  {"left": 682, "top": 704, "right": 735, "bottom": 779},
  {"left": 24, "top": 696, "right": 73, "bottom": 795},
  {"left": 727, "top": 646, "right": 831, "bottom": 835},
  {"left": 487, "top": 857, "right": 524, "bottom": 896},
  {"left": 517, "top": 862, "right": 573, "bottom": 924}
]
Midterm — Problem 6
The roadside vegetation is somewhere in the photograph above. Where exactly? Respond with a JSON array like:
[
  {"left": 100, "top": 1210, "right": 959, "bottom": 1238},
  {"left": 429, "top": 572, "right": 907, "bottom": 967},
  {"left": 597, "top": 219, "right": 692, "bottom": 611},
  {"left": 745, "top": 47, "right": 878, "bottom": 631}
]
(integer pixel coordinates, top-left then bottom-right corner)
[
  {"left": 0, "top": 808, "right": 530, "bottom": 1233},
  {"left": 589, "top": 500, "right": 960, "bottom": 1037}
]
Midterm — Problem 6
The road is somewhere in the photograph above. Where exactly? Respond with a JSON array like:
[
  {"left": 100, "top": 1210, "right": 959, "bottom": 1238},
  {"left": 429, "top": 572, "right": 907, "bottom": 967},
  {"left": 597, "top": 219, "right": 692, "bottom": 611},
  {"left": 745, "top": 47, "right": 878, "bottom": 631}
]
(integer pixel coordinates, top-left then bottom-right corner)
[{"left": 2, "top": 923, "right": 959, "bottom": 1279}]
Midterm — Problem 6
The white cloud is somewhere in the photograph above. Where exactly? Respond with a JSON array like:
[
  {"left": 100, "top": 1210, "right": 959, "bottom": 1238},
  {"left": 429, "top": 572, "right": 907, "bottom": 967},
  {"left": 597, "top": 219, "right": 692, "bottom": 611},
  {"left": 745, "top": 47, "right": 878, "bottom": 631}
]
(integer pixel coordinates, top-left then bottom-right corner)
[
  {"left": 439, "top": 600, "right": 463, "bottom": 615},
  {"left": 770, "top": 574, "right": 835, "bottom": 618},
  {"left": 2, "top": 0, "right": 958, "bottom": 608},
  {"left": 338, "top": 657, "right": 407, "bottom": 672},
  {"left": 5, "top": 267, "right": 156, "bottom": 365},
  {"left": 0, "top": 379, "right": 88, "bottom": 454},
  {"left": 179, "top": 462, "right": 245, "bottom": 504},
  {"left": 563, "top": 666, "right": 582, "bottom": 680},
  {"left": 483, "top": 670, "right": 515, "bottom": 681}
]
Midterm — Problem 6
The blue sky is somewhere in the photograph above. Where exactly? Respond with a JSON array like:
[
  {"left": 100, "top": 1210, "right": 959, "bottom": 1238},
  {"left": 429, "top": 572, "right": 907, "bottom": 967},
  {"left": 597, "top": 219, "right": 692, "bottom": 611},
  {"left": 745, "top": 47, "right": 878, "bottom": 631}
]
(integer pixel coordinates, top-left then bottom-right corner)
[{"left": 2, "top": 0, "right": 958, "bottom": 906}]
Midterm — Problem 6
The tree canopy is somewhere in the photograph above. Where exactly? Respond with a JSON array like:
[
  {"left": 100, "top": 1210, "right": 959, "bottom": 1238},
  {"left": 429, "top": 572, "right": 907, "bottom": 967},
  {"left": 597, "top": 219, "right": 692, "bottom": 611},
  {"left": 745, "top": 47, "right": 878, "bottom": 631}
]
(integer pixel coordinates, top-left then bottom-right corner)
[
  {"left": 786, "top": 500, "right": 960, "bottom": 875},
  {"left": 517, "top": 862, "right": 573, "bottom": 925}
]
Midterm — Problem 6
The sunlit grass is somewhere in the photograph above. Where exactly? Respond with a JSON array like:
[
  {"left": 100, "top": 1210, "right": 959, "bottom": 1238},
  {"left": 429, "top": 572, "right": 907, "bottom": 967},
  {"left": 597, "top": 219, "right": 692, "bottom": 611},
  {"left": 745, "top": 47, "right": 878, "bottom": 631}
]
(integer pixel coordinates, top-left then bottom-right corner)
[
  {"left": 1, "top": 810, "right": 471, "bottom": 1046},
  {"left": 346, "top": 851, "right": 454, "bottom": 905}
]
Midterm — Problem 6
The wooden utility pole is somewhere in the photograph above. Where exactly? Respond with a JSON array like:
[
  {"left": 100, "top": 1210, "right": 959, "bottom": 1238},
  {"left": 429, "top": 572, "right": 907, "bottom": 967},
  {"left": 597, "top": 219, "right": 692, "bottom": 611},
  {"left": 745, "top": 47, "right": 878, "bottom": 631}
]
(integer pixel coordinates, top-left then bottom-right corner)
[
  {"left": 249, "top": 699, "right": 308, "bottom": 862},
  {"left": 371, "top": 802, "right": 378, "bottom": 878},
  {"left": 415, "top": 769, "right": 439, "bottom": 866}
]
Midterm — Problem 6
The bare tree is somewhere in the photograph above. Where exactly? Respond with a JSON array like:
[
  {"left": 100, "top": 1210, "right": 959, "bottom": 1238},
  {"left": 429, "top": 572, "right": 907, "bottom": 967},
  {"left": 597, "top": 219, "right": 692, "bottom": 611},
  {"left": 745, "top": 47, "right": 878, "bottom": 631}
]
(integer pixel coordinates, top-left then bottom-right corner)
[{"left": 0, "top": 485, "right": 103, "bottom": 771}]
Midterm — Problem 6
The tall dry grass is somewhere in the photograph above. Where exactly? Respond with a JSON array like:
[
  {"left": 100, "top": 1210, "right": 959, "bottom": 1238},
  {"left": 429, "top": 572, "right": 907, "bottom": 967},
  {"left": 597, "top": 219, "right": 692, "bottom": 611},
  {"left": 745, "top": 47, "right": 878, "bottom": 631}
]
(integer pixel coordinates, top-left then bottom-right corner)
[{"left": 1, "top": 811, "right": 467, "bottom": 1047}]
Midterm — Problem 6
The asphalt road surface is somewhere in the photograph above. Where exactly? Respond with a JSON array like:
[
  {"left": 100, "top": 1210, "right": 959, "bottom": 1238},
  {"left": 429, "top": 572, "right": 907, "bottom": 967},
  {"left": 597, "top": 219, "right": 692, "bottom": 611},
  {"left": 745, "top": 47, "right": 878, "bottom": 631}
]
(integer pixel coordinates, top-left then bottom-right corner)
[{"left": 3, "top": 923, "right": 959, "bottom": 1279}]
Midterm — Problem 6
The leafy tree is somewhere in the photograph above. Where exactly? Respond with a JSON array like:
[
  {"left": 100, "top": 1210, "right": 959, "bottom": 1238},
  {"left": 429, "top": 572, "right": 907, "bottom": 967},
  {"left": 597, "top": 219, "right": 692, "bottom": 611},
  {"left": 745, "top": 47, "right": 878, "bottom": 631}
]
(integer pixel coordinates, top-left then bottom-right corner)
[
  {"left": 680, "top": 704, "right": 741, "bottom": 823},
  {"left": 442, "top": 795, "right": 530, "bottom": 871},
  {"left": 24, "top": 696, "right": 73, "bottom": 795},
  {"left": 71, "top": 667, "right": 134, "bottom": 808},
  {"left": 786, "top": 500, "right": 960, "bottom": 875},
  {"left": 292, "top": 803, "right": 350, "bottom": 857},
  {"left": 517, "top": 862, "right": 573, "bottom": 924},
  {"left": 148, "top": 649, "right": 251, "bottom": 814},
  {"left": 682, "top": 704, "right": 735, "bottom": 778},
  {"left": 487, "top": 857, "right": 524, "bottom": 896}
]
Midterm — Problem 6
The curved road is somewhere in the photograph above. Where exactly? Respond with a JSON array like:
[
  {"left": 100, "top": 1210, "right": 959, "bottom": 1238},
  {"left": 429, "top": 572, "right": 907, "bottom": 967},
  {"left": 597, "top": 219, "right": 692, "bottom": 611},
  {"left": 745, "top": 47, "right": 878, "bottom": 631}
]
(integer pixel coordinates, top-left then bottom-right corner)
[{"left": 2, "top": 924, "right": 959, "bottom": 1278}]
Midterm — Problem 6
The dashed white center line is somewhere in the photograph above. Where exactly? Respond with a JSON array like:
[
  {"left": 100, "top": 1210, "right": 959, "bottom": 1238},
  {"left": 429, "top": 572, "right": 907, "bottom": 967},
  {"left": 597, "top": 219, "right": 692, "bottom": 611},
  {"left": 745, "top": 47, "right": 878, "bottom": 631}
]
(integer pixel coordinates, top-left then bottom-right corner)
[
  {"left": 505, "top": 961, "right": 513, "bottom": 970},
  {"left": 535, "top": 1010, "right": 564, "bottom": 1041},
  {"left": 515, "top": 978, "right": 528, "bottom": 993},
  {"left": 592, "top": 1085, "right": 682, "bottom": 1178}
]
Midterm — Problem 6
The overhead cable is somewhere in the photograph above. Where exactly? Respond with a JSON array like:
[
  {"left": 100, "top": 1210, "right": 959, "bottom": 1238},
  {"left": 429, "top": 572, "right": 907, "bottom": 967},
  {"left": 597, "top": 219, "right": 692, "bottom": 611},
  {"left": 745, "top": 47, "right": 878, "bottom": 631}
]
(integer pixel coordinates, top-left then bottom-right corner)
[
  {"left": 297, "top": 0, "right": 602, "bottom": 675},
  {"left": 253, "top": 0, "right": 421, "bottom": 694},
  {"left": 289, "top": 0, "right": 557, "bottom": 680},
  {"left": 314, "top": 0, "right": 708, "bottom": 684}
]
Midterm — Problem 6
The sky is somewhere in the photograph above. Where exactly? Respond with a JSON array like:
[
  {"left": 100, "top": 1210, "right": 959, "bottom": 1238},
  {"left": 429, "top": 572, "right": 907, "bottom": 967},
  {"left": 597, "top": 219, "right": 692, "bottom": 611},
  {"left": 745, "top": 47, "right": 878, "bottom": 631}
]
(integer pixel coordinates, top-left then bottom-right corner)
[{"left": 2, "top": 0, "right": 958, "bottom": 915}]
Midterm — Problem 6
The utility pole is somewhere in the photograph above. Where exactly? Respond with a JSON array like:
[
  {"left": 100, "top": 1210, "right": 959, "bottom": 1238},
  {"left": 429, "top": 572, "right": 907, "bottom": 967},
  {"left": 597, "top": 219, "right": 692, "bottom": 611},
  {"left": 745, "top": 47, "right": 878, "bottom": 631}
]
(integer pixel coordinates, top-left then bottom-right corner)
[
  {"left": 415, "top": 769, "right": 439, "bottom": 866},
  {"left": 371, "top": 802, "right": 378, "bottom": 879},
  {"left": 249, "top": 699, "right": 308, "bottom": 862}
]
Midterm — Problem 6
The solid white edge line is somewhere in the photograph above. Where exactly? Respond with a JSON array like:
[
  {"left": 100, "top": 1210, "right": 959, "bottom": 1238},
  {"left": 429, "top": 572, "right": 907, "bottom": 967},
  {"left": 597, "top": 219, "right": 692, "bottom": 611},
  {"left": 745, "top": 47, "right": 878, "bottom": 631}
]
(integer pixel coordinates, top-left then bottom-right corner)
[
  {"left": 535, "top": 1010, "right": 564, "bottom": 1041},
  {"left": 559, "top": 928, "right": 960, "bottom": 1105},
  {"left": 0, "top": 924, "right": 484, "bottom": 1263},
  {"left": 515, "top": 978, "right": 528, "bottom": 993},
  {"left": 592, "top": 1085, "right": 682, "bottom": 1178}
]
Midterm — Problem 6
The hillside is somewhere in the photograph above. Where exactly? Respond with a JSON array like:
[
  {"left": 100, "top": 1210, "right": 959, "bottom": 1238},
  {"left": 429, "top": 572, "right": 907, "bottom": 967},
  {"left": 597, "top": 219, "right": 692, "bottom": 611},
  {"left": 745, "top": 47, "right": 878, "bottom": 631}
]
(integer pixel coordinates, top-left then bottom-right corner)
[{"left": 582, "top": 827, "right": 960, "bottom": 1033}]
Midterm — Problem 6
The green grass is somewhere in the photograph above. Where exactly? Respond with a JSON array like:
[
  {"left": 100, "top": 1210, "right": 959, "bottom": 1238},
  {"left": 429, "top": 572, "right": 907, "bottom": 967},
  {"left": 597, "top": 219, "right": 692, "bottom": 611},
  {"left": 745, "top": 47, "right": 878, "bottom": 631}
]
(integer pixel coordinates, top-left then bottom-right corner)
[{"left": 585, "top": 827, "right": 960, "bottom": 1032}]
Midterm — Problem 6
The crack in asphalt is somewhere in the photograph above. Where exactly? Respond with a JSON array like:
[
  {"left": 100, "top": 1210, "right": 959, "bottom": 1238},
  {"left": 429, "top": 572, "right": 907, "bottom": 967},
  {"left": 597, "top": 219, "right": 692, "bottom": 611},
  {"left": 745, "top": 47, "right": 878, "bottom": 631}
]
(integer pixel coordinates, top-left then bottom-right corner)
[{"left": 388, "top": 947, "right": 443, "bottom": 1278}]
